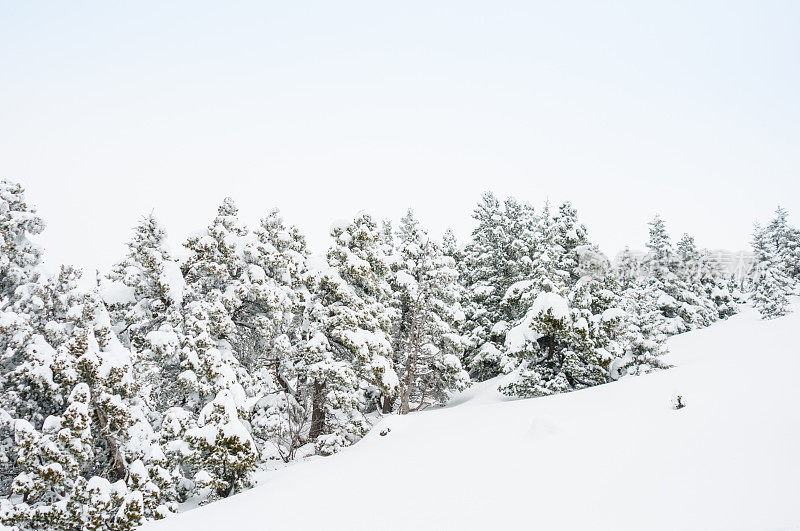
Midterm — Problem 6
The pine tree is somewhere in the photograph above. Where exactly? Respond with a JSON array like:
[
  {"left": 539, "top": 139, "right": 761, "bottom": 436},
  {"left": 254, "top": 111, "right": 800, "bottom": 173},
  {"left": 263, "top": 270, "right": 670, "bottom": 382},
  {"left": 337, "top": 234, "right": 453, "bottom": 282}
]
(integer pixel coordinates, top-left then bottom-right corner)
[
  {"left": 615, "top": 247, "right": 641, "bottom": 292},
  {"left": 0, "top": 181, "right": 45, "bottom": 303},
  {"left": 301, "top": 332, "right": 365, "bottom": 455},
  {"left": 105, "top": 213, "right": 184, "bottom": 350},
  {"left": 750, "top": 223, "right": 792, "bottom": 319},
  {"left": 675, "top": 233, "right": 719, "bottom": 328},
  {"left": 461, "top": 193, "right": 537, "bottom": 380},
  {"left": 642, "top": 217, "right": 699, "bottom": 334},
  {"left": 501, "top": 205, "right": 624, "bottom": 397},
  {"left": 303, "top": 212, "right": 397, "bottom": 452},
  {"left": 238, "top": 208, "right": 308, "bottom": 388},
  {"left": 178, "top": 198, "right": 252, "bottom": 411},
  {"left": 616, "top": 278, "right": 671, "bottom": 376},
  {"left": 551, "top": 201, "right": 591, "bottom": 284},
  {"left": 0, "top": 383, "right": 148, "bottom": 530},
  {"left": 239, "top": 210, "right": 310, "bottom": 461},
  {"left": 0, "top": 181, "right": 64, "bottom": 424},
  {"left": 185, "top": 390, "right": 258, "bottom": 499},
  {"left": 764, "top": 206, "right": 800, "bottom": 286},
  {"left": 440, "top": 228, "right": 468, "bottom": 334},
  {"left": 0, "top": 183, "right": 170, "bottom": 528},
  {"left": 388, "top": 210, "right": 469, "bottom": 414}
]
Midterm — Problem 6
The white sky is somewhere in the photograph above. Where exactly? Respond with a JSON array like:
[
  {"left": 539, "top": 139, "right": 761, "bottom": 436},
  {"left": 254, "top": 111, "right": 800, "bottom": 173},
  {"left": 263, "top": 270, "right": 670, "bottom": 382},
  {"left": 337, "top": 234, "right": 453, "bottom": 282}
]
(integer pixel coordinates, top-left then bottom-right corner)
[{"left": 1, "top": 1, "right": 798, "bottom": 276}]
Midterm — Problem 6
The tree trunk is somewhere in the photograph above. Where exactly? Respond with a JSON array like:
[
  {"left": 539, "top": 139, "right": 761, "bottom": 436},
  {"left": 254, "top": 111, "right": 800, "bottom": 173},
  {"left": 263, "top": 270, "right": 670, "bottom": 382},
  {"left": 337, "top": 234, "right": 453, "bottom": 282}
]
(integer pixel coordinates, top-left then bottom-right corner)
[
  {"left": 400, "top": 347, "right": 417, "bottom": 414},
  {"left": 93, "top": 397, "right": 126, "bottom": 480},
  {"left": 399, "top": 386, "right": 411, "bottom": 415},
  {"left": 308, "top": 381, "right": 326, "bottom": 441},
  {"left": 381, "top": 394, "right": 394, "bottom": 414}
]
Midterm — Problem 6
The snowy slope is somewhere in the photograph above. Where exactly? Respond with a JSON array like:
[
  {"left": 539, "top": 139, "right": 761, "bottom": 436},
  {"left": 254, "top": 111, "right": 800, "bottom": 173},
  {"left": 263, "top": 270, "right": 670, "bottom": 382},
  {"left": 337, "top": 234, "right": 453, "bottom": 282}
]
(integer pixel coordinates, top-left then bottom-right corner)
[{"left": 149, "top": 303, "right": 800, "bottom": 531}]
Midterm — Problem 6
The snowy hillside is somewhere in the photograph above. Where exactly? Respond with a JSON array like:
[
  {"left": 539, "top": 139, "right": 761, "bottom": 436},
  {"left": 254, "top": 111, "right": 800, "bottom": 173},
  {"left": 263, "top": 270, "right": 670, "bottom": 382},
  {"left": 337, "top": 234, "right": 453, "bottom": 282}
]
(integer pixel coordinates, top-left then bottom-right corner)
[{"left": 149, "top": 302, "right": 800, "bottom": 531}]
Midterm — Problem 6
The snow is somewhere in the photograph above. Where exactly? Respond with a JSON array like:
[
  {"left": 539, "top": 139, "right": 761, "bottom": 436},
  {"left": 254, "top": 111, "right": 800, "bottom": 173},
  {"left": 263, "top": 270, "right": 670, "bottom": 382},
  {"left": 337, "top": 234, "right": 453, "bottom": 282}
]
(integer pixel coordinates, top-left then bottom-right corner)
[
  {"left": 41, "top": 415, "right": 62, "bottom": 433},
  {"left": 601, "top": 307, "right": 625, "bottom": 321},
  {"left": 656, "top": 293, "right": 678, "bottom": 308},
  {"left": 501, "top": 279, "right": 534, "bottom": 302},
  {"left": 530, "top": 291, "right": 570, "bottom": 320},
  {"left": 145, "top": 328, "right": 180, "bottom": 350},
  {"left": 86, "top": 476, "right": 116, "bottom": 503},
  {"left": 189, "top": 390, "right": 259, "bottom": 454},
  {"left": 101, "top": 344, "right": 133, "bottom": 378},
  {"left": 394, "top": 270, "right": 418, "bottom": 298},
  {"left": 371, "top": 355, "right": 399, "bottom": 391},
  {"left": 99, "top": 279, "right": 136, "bottom": 306},
  {"left": 329, "top": 219, "right": 350, "bottom": 236},
  {"left": 160, "top": 261, "right": 186, "bottom": 306},
  {"left": 304, "top": 253, "right": 328, "bottom": 274},
  {"left": 710, "top": 286, "right": 727, "bottom": 299},
  {"left": 69, "top": 382, "right": 90, "bottom": 403},
  {"left": 193, "top": 470, "right": 212, "bottom": 485},
  {"left": 148, "top": 302, "right": 800, "bottom": 531},
  {"left": 129, "top": 459, "right": 147, "bottom": 479},
  {"left": 147, "top": 444, "right": 166, "bottom": 463},
  {"left": 471, "top": 285, "right": 495, "bottom": 297},
  {"left": 13, "top": 419, "right": 35, "bottom": 439},
  {"left": 503, "top": 320, "right": 540, "bottom": 353},
  {"left": 489, "top": 320, "right": 508, "bottom": 335}
]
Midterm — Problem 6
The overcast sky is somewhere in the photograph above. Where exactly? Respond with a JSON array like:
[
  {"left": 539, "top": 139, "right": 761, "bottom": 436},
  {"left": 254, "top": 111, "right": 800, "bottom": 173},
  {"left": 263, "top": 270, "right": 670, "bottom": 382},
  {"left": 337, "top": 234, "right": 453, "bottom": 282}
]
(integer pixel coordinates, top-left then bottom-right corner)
[{"left": 1, "top": 1, "right": 798, "bottom": 276}]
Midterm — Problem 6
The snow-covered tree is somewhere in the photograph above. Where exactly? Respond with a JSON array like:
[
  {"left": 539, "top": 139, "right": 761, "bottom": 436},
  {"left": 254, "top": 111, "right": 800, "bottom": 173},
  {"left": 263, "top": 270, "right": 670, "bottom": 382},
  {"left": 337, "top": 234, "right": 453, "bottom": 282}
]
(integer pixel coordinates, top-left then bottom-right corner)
[
  {"left": 237, "top": 208, "right": 308, "bottom": 373},
  {"left": 301, "top": 332, "right": 366, "bottom": 455},
  {"left": 501, "top": 205, "right": 624, "bottom": 398},
  {"left": 750, "top": 223, "right": 792, "bottom": 319},
  {"left": 615, "top": 247, "right": 641, "bottom": 292},
  {"left": 302, "top": 212, "right": 397, "bottom": 452},
  {"left": 185, "top": 390, "right": 258, "bottom": 499},
  {"left": 105, "top": 213, "right": 184, "bottom": 350},
  {"left": 675, "top": 233, "right": 732, "bottom": 326},
  {"left": 641, "top": 216, "right": 710, "bottom": 334},
  {"left": 0, "top": 181, "right": 62, "bottom": 422},
  {"left": 177, "top": 198, "right": 252, "bottom": 411},
  {"left": 2, "top": 382, "right": 151, "bottom": 531},
  {"left": 616, "top": 278, "right": 671, "bottom": 376},
  {"left": 3, "top": 384, "right": 93, "bottom": 529},
  {"left": 0, "top": 181, "right": 44, "bottom": 303},
  {"left": 764, "top": 207, "right": 800, "bottom": 284},
  {"left": 388, "top": 210, "right": 469, "bottom": 414},
  {"left": 461, "top": 193, "right": 537, "bottom": 380}
]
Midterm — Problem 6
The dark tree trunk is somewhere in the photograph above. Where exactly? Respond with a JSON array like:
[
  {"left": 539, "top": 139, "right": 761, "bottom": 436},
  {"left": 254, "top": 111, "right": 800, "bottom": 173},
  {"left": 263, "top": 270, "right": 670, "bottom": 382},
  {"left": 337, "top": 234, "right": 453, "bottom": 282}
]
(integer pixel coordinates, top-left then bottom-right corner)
[
  {"left": 381, "top": 394, "right": 394, "bottom": 414},
  {"left": 218, "top": 480, "right": 235, "bottom": 498},
  {"left": 309, "top": 381, "right": 326, "bottom": 441}
]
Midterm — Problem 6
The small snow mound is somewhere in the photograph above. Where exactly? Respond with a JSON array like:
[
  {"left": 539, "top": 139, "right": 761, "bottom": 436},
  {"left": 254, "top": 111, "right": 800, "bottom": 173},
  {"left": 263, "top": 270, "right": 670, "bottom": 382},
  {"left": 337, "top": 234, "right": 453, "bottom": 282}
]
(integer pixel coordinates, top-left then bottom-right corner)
[{"left": 530, "top": 291, "right": 570, "bottom": 320}]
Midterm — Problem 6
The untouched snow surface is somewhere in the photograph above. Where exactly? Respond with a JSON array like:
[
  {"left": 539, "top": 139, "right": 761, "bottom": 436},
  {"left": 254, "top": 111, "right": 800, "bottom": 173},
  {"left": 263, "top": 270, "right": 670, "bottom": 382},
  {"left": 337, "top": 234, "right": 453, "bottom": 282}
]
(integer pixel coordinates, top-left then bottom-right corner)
[{"left": 150, "top": 303, "right": 800, "bottom": 531}]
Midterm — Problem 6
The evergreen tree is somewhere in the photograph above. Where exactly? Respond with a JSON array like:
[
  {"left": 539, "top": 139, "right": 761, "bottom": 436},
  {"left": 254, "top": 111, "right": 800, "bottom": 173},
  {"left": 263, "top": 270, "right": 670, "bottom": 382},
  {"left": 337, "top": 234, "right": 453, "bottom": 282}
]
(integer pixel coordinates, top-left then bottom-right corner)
[
  {"left": 185, "top": 390, "right": 258, "bottom": 499},
  {"left": 239, "top": 209, "right": 310, "bottom": 461},
  {"left": 764, "top": 206, "right": 800, "bottom": 286},
  {"left": 303, "top": 212, "right": 397, "bottom": 452},
  {"left": 674, "top": 233, "right": 719, "bottom": 328},
  {"left": 616, "top": 278, "right": 671, "bottom": 376},
  {"left": 615, "top": 247, "right": 641, "bottom": 292},
  {"left": 178, "top": 198, "right": 252, "bottom": 411},
  {"left": 750, "top": 223, "right": 792, "bottom": 319},
  {"left": 0, "top": 181, "right": 63, "bottom": 423},
  {"left": 501, "top": 206, "right": 624, "bottom": 397},
  {"left": 461, "top": 193, "right": 537, "bottom": 379},
  {"left": 642, "top": 217, "right": 700, "bottom": 334},
  {"left": 237, "top": 208, "right": 308, "bottom": 382},
  {"left": 0, "top": 181, "right": 44, "bottom": 303},
  {"left": 105, "top": 213, "right": 184, "bottom": 350},
  {"left": 3, "top": 382, "right": 149, "bottom": 531},
  {"left": 388, "top": 210, "right": 469, "bottom": 414}
]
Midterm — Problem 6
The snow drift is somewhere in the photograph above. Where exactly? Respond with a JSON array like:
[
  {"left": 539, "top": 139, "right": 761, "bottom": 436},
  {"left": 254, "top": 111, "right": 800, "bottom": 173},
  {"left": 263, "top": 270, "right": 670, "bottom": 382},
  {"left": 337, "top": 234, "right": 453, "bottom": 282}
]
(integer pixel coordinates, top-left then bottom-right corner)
[{"left": 149, "top": 302, "right": 800, "bottom": 531}]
